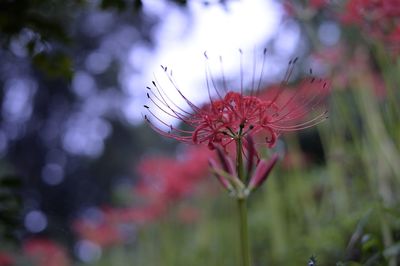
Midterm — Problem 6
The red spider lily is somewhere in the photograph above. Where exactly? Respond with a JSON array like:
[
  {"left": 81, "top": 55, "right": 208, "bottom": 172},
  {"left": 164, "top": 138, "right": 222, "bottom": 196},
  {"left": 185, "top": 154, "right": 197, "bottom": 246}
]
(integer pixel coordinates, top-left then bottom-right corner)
[
  {"left": 135, "top": 146, "right": 213, "bottom": 202},
  {"left": 73, "top": 206, "right": 149, "bottom": 247},
  {"left": 73, "top": 147, "right": 212, "bottom": 244},
  {"left": 73, "top": 217, "right": 124, "bottom": 248},
  {"left": 341, "top": 0, "right": 400, "bottom": 54},
  {"left": 311, "top": 45, "right": 387, "bottom": 98},
  {"left": 309, "top": 0, "right": 329, "bottom": 9},
  {"left": 23, "top": 238, "right": 70, "bottom": 266},
  {"left": 257, "top": 76, "right": 329, "bottom": 147},
  {"left": 72, "top": 204, "right": 165, "bottom": 247},
  {"left": 144, "top": 50, "right": 329, "bottom": 151}
]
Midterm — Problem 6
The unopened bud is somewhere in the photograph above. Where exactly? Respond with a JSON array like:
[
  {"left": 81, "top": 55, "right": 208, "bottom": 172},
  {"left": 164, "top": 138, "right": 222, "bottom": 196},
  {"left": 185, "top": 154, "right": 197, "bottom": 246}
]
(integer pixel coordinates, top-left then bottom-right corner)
[{"left": 248, "top": 154, "right": 279, "bottom": 191}]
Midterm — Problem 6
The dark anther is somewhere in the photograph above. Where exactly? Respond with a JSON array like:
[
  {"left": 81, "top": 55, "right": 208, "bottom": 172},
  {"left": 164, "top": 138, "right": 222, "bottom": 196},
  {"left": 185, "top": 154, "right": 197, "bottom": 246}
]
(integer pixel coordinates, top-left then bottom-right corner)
[
  {"left": 146, "top": 93, "right": 150, "bottom": 98},
  {"left": 309, "top": 68, "right": 313, "bottom": 75},
  {"left": 146, "top": 86, "right": 151, "bottom": 90},
  {"left": 249, "top": 125, "right": 254, "bottom": 130},
  {"left": 263, "top": 47, "right": 267, "bottom": 54},
  {"left": 144, "top": 105, "right": 149, "bottom": 109},
  {"left": 293, "top": 57, "right": 298, "bottom": 63},
  {"left": 152, "top": 81, "right": 156, "bottom": 87},
  {"left": 240, "top": 123, "right": 245, "bottom": 129},
  {"left": 239, "top": 48, "right": 243, "bottom": 54},
  {"left": 204, "top": 51, "right": 208, "bottom": 59},
  {"left": 223, "top": 131, "right": 228, "bottom": 135},
  {"left": 323, "top": 82, "right": 327, "bottom": 88},
  {"left": 311, "top": 77, "right": 315, "bottom": 83}
]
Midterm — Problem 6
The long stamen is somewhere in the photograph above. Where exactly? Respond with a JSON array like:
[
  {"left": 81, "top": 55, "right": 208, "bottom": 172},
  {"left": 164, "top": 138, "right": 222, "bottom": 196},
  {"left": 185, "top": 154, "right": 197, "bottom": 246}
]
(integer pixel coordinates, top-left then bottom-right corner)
[
  {"left": 220, "top": 55, "right": 228, "bottom": 94},
  {"left": 239, "top": 48, "right": 244, "bottom": 95},
  {"left": 257, "top": 48, "right": 268, "bottom": 94},
  {"left": 205, "top": 51, "right": 224, "bottom": 101}
]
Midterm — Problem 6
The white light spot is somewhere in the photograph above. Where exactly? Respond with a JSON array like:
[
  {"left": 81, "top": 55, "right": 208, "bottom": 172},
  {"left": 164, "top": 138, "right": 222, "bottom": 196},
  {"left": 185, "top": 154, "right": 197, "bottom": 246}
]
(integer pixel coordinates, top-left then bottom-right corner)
[
  {"left": 62, "top": 115, "right": 112, "bottom": 157},
  {"left": 85, "top": 51, "right": 112, "bottom": 75},
  {"left": 81, "top": 207, "right": 104, "bottom": 222},
  {"left": 72, "top": 71, "right": 97, "bottom": 98},
  {"left": 24, "top": 210, "right": 47, "bottom": 233},
  {"left": 318, "top": 21, "right": 341, "bottom": 46},
  {"left": 75, "top": 240, "right": 102, "bottom": 263},
  {"left": 2, "top": 78, "right": 37, "bottom": 123},
  {"left": 41, "top": 163, "right": 64, "bottom": 185},
  {"left": 274, "top": 20, "right": 301, "bottom": 56}
]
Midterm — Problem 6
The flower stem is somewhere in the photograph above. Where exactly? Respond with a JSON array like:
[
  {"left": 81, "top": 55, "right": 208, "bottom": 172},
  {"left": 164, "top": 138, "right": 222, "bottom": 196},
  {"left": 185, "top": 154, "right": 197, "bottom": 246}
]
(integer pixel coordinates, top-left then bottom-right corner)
[
  {"left": 236, "top": 137, "right": 251, "bottom": 266},
  {"left": 237, "top": 198, "right": 251, "bottom": 266}
]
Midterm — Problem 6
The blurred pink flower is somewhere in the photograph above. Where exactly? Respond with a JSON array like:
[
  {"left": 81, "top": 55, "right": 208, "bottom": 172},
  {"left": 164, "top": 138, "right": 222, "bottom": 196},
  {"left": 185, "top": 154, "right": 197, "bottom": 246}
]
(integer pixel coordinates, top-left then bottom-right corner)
[
  {"left": 23, "top": 238, "right": 70, "bottom": 266},
  {"left": 73, "top": 204, "right": 163, "bottom": 247},
  {"left": 341, "top": 0, "right": 400, "bottom": 54},
  {"left": 309, "top": 0, "right": 329, "bottom": 9},
  {"left": 73, "top": 217, "right": 123, "bottom": 247},
  {"left": 0, "top": 252, "right": 14, "bottom": 266},
  {"left": 311, "top": 45, "right": 387, "bottom": 98},
  {"left": 136, "top": 146, "right": 213, "bottom": 203}
]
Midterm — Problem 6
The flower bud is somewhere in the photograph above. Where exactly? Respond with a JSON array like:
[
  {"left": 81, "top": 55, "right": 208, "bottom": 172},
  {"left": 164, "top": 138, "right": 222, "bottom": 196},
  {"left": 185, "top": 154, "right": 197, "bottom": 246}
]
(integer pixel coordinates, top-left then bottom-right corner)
[{"left": 248, "top": 154, "right": 279, "bottom": 191}]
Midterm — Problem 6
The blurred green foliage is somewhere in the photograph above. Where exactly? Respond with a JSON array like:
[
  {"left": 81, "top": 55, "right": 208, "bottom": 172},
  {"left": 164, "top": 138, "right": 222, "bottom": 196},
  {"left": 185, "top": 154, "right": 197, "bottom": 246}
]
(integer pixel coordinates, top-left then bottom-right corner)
[{"left": 0, "top": 175, "right": 22, "bottom": 243}]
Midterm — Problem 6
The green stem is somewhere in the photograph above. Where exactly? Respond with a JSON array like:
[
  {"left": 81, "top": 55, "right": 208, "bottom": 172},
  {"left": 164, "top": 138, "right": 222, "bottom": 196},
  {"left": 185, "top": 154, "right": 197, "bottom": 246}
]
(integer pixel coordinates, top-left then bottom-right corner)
[
  {"left": 237, "top": 198, "right": 251, "bottom": 266},
  {"left": 235, "top": 137, "right": 251, "bottom": 266}
]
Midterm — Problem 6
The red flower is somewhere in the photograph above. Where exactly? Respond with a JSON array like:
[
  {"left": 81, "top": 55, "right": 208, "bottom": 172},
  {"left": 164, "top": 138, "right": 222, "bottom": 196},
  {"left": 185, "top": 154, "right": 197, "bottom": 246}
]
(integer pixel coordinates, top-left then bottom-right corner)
[
  {"left": 341, "top": 0, "right": 400, "bottom": 54},
  {"left": 309, "top": 0, "right": 328, "bottom": 9},
  {"left": 73, "top": 217, "right": 124, "bottom": 247},
  {"left": 136, "top": 146, "right": 213, "bottom": 202},
  {"left": 311, "top": 45, "right": 387, "bottom": 98},
  {"left": 23, "top": 238, "right": 70, "bottom": 266},
  {"left": 0, "top": 252, "right": 14, "bottom": 266},
  {"left": 145, "top": 52, "right": 328, "bottom": 150}
]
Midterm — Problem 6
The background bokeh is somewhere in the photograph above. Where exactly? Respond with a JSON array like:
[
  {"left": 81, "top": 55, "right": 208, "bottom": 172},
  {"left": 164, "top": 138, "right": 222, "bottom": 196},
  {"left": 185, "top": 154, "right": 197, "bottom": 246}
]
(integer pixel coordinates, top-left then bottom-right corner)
[{"left": 0, "top": 0, "right": 399, "bottom": 265}]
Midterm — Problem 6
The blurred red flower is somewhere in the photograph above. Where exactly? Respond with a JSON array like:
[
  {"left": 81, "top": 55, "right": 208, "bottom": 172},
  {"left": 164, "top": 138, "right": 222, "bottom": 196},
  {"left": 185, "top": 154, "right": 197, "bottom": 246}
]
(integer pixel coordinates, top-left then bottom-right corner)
[
  {"left": 23, "top": 238, "right": 70, "bottom": 266},
  {"left": 309, "top": 0, "right": 328, "bottom": 9},
  {"left": 341, "top": 0, "right": 400, "bottom": 54},
  {"left": 311, "top": 45, "right": 387, "bottom": 98},
  {"left": 136, "top": 145, "right": 213, "bottom": 203},
  {"left": 73, "top": 146, "right": 212, "bottom": 247},
  {"left": 73, "top": 217, "right": 123, "bottom": 248},
  {"left": 0, "top": 252, "right": 14, "bottom": 266}
]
